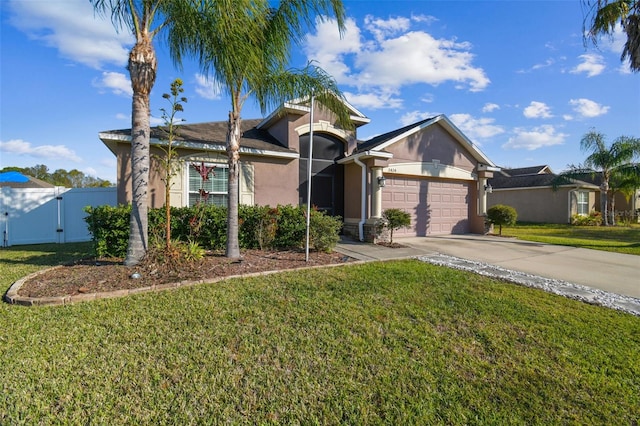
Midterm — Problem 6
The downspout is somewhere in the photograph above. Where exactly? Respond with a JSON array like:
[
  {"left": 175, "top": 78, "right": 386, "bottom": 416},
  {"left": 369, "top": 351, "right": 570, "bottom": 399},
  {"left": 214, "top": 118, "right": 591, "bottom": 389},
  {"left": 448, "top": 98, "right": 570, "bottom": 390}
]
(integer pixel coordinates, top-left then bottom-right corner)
[{"left": 353, "top": 156, "right": 367, "bottom": 241}]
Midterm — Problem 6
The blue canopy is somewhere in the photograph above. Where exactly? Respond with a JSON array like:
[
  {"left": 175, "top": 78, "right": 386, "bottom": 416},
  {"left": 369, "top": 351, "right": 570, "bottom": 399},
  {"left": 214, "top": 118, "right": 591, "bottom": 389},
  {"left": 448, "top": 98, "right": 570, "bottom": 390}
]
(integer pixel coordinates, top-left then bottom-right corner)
[{"left": 0, "top": 171, "right": 30, "bottom": 183}]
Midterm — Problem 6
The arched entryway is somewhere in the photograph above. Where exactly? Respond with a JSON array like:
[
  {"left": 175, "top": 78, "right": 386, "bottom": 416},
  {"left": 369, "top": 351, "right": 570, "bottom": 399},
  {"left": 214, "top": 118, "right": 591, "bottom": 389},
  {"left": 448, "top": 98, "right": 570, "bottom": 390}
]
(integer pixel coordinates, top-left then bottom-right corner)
[{"left": 298, "top": 133, "right": 345, "bottom": 218}]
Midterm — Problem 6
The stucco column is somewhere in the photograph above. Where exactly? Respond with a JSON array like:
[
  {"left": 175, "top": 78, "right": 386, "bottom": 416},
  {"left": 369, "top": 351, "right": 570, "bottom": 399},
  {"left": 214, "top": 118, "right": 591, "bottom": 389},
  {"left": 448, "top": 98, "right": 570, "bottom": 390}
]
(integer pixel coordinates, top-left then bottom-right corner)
[
  {"left": 372, "top": 167, "right": 383, "bottom": 218},
  {"left": 479, "top": 177, "right": 488, "bottom": 215}
]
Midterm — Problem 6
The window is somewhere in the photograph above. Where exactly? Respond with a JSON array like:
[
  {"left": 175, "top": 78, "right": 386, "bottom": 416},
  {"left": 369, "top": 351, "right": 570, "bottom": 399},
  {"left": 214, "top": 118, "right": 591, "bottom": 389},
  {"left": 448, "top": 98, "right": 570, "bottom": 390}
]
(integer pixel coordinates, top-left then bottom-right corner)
[
  {"left": 576, "top": 191, "right": 589, "bottom": 215},
  {"left": 188, "top": 162, "right": 228, "bottom": 207}
]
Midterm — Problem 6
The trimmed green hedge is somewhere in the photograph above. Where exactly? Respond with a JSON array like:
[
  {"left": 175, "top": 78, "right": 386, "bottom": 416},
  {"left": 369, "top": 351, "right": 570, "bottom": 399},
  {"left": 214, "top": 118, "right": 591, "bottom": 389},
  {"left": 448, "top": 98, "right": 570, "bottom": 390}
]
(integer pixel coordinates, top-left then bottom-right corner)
[{"left": 84, "top": 204, "right": 342, "bottom": 258}]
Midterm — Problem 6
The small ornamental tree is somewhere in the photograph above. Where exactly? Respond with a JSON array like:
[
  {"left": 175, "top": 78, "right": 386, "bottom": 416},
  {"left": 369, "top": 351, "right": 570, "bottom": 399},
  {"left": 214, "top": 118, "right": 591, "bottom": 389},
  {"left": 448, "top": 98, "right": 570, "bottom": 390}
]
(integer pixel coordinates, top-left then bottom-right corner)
[
  {"left": 379, "top": 208, "right": 411, "bottom": 243},
  {"left": 155, "top": 78, "right": 187, "bottom": 253},
  {"left": 487, "top": 204, "right": 517, "bottom": 236}
]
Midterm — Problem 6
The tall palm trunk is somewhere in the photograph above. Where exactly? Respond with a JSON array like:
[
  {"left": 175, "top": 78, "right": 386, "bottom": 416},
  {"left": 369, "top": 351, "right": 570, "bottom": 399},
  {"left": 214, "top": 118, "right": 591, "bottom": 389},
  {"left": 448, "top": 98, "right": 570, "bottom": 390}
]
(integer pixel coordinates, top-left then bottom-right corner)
[
  {"left": 226, "top": 108, "right": 241, "bottom": 259},
  {"left": 125, "top": 35, "right": 157, "bottom": 266},
  {"left": 600, "top": 180, "right": 609, "bottom": 226}
]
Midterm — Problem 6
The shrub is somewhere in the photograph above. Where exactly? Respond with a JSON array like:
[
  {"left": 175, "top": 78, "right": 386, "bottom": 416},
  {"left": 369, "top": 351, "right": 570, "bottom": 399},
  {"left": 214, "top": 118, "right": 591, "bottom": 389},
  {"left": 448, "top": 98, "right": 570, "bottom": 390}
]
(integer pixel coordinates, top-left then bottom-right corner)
[
  {"left": 377, "top": 208, "right": 411, "bottom": 243},
  {"left": 84, "top": 205, "right": 131, "bottom": 258},
  {"left": 84, "top": 204, "right": 342, "bottom": 256},
  {"left": 239, "top": 205, "right": 277, "bottom": 250},
  {"left": 571, "top": 211, "right": 602, "bottom": 226},
  {"left": 309, "top": 210, "right": 342, "bottom": 252},
  {"left": 487, "top": 204, "right": 517, "bottom": 236},
  {"left": 272, "top": 205, "right": 307, "bottom": 249}
]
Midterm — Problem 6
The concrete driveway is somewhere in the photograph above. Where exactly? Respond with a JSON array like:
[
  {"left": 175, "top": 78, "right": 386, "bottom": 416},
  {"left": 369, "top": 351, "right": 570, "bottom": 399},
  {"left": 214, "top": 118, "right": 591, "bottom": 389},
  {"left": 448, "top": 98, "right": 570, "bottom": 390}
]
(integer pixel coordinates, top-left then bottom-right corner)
[{"left": 336, "top": 234, "right": 640, "bottom": 300}]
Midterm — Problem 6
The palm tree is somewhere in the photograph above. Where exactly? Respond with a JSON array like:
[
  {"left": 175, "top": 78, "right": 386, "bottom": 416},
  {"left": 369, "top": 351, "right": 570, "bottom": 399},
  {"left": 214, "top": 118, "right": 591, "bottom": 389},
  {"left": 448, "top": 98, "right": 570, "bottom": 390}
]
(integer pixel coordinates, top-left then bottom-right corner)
[
  {"left": 608, "top": 171, "right": 640, "bottom": 224},
  {"left": 583, "top": 0, "right": 640, "bottom": 72},
  {"left": 558, "top": 130, "right": 640, "bottom": 225},
  {"left": 90, "top": 0, "right": 182, "bottom": 265},
  {"left": 168, "top": 0, "right": 353, "bottom": 259}
]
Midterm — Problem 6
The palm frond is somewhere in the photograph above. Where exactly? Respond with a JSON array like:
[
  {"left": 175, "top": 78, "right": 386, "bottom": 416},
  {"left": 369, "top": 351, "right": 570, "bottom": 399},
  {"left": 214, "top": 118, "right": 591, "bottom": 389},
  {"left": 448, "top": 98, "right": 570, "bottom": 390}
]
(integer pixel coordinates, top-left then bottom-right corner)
[{"left": 256, "top": 63, "right": 353, "bottom": 129}]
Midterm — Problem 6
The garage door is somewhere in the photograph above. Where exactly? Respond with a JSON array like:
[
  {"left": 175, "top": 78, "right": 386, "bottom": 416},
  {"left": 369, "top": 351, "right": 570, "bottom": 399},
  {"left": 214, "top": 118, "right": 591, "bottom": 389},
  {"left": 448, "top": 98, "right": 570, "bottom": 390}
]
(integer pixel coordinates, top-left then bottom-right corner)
[{"left": 381, "top": 177, "right": 470, "bottom": 236}]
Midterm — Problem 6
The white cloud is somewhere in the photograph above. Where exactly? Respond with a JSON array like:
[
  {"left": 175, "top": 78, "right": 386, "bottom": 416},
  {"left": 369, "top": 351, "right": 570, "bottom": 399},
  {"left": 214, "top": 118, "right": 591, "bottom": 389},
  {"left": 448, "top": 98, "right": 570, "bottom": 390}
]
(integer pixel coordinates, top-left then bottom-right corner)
[
  {"left": 344, "top": 90, "right": 403, "bottom": 110},
  {"left": 194, "top": 73, "right": 223, "bottom": 100},
  {"left": 399, "top": 111, "right": 439, "bottom": 126},
  {"left": 503, "top": 125, "right": 568, "bottom": 150},
  {"left": 569, "top": 98, "right": 610, "bottom": 117},
  {"left": 482, "top": 103, "right": 500, "bottom": 113},
  {"left": 449, "top": 114, "right": 505, "bottom": 140},
  {"left": 570, "top": 53, "right": 605, "bottom": 77},
  {"left": 7, "top": 0, "right": 132, "bottom": 69},
  {"left": 364, "top": 15, "right": 411, "bottom": 42},
  {"left": 523, "top": 101, "right": 553, "bottom": 119},
  {"left": 410, "top": 14, "right": 438, "bottom": 25},
  {"left": 304, "top": 17, "right": 363, "bottom": 85},
  {"left": 304, "top": 16, "right": 490, "bottom": 94},
  {"left": 93, "top": 71, "right": 132, "bottom": 96},
  {"left": 115, "top": 113, "right": 129, "bottom": 121},
  {"left": 84, "top": 167, "right": 99, "bottom": 177},
  {"left": 0, "top": 139, "right": 81, "bottom": 162}
]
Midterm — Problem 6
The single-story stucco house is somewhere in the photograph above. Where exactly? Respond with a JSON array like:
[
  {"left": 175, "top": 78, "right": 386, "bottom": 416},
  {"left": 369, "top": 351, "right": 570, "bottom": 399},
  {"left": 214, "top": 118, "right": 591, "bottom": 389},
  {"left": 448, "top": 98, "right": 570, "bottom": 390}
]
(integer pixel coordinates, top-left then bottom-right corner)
[
  {"left": 568, "top": 171, "right": 640, "bottom": 220},
  {"left": 99, "top": 98, "right": 499, "bottom": 241},
  {"left": 487, "top": 165, "right": 601, "bottom": 224}
]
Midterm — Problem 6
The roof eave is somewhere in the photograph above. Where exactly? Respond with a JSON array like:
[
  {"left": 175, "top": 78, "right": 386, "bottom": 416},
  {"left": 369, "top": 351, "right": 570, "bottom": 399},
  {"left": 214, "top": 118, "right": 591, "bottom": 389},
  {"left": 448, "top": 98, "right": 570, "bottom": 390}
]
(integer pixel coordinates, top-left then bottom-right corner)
[
  {"left": 98, "top": 133, "right": 299, "bottom": 160},
  {"left": 337, "top": 150, "right": 394, "bottom": 164}
]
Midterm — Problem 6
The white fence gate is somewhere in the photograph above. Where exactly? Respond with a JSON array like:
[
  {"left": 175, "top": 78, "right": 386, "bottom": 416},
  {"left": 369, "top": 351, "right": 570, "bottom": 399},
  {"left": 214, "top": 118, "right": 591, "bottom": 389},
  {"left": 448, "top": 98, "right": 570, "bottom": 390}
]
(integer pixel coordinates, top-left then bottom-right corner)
[{"left": 0, "top": 187, "right": 117, "bottom": 247}]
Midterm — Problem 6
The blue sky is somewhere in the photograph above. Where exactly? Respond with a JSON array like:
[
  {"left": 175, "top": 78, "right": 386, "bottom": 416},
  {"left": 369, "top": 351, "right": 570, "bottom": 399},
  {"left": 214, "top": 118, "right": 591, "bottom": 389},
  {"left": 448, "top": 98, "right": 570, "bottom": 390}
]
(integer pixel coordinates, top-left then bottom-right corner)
[{"left": 1, "top": 0, "right": 638, "bottom": 184}]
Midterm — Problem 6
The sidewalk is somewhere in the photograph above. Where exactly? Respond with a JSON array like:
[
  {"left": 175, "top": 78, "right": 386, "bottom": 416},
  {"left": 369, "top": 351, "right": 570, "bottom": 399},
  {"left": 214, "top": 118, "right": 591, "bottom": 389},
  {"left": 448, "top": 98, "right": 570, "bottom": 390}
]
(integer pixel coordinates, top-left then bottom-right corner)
[{"left": 335, "top": 235, "right": 640, "bottom": 317}]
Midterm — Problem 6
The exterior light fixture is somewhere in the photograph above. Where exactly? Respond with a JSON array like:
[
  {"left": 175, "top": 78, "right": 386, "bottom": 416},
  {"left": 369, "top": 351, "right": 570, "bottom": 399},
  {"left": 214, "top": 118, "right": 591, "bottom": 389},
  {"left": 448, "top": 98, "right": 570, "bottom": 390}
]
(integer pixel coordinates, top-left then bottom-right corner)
[
  {"left": 484, "top": 183, "right": 493, "bottom": 194},
  {"left": 378, "top": 176, "right": 386, "bottom": 188}
]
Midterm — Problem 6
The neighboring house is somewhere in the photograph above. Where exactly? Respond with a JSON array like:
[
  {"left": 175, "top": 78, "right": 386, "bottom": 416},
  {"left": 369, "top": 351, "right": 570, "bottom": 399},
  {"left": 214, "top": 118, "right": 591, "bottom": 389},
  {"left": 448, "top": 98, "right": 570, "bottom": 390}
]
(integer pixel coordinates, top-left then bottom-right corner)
[
  {"left": 99, "top": 99, "right": 499, "bottom": 241},
  {"left": 0, "top": 171, "right": 55, "bottom": 189},
  {"left": 568, "top": 172, "right": 640, "bottom": 220},
  {"left": 487, "top": 165, "right": 600, "bottom": 224}
]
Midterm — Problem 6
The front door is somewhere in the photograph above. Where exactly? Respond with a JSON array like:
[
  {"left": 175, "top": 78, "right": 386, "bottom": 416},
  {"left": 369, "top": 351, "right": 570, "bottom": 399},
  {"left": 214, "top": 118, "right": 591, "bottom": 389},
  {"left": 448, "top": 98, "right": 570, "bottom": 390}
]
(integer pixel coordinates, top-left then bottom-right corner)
[{"left": 298, "top": 133, "right": 345, "bottom": 217}]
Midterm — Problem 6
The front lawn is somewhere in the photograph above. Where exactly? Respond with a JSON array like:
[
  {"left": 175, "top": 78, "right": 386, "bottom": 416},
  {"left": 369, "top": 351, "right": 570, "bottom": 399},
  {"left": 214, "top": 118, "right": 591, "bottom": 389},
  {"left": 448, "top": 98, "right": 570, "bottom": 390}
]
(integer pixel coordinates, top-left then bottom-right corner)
[
  {"left": 502, "top": 223, "right": 640, "bottom": 255},
  {"left": 1, "top": 244, "right": 638, "bottom": 423}
]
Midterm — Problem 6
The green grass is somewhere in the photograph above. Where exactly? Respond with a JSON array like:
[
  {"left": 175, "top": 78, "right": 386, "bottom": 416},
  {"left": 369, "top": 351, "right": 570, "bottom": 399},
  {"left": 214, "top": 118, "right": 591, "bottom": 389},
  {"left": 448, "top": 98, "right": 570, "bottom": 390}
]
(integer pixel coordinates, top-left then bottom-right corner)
[
  {"left": 0, "top": 242, "right": 93, "bottom": 287},
  {"left": 502, "top": 223, "right": 640, "bottom": 255},
  {"left": 1, "top": 244, "right": 639, "bottom": 424}
]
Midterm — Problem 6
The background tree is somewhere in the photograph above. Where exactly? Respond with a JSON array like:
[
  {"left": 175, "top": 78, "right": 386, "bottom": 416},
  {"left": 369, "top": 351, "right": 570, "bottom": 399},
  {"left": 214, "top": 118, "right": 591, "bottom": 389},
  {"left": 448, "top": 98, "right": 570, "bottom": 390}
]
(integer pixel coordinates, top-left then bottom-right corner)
[
  {"left": 168, "top": 0, "right": 353, "bottom": 259},
  {"left": 487, "top": 205, "right": 517, "bottom": 236},
  {"left": 155, "top": 78, "right": 187, "bottom": 252},
  {"left": 0, "top": 165, "right": 112, "bottom": 187},
  {"left": 583, "top": 0, "right": 640, "bottom": 72},
  {"left": 556, "top": 130, "right": 640, "bottom": 225}
]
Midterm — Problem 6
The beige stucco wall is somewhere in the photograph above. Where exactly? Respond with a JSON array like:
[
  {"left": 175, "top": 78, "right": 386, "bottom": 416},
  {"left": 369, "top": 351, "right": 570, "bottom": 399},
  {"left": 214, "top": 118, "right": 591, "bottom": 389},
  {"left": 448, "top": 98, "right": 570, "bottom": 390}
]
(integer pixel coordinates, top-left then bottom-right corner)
[
  {"left": 385, "top": 124, "right": 477, "bottom": 172},
  {"left": 343, "top": 162, "right": 366, "bottom": 221},
  {"left": 249, "top": 156, "right": 299, "bottom": 206},
  {"left": 488, "top": 187, "right": 598, "bottom": 223},
  {"left": 113, "top": 141, "right": 300, "bottom": 209}
]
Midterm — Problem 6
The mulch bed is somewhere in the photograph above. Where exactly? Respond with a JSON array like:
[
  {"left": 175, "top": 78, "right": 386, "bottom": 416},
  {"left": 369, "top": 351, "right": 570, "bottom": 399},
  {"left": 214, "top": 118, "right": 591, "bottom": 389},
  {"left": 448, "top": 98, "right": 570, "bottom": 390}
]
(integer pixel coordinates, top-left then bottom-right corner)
[{"left": 18, "top": 249, "right": 354, "bottom": 299}]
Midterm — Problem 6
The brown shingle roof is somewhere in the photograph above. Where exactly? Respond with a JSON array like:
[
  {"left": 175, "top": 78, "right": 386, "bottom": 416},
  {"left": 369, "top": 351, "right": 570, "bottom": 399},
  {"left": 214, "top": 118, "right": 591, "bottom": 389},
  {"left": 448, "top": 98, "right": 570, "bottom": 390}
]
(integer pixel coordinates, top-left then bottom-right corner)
[
  {"left": 104, "top": 119, "right": 295, "bottom": 154},
  {"left": 355, "top": 117, "right": 435, "bottom": 152}
]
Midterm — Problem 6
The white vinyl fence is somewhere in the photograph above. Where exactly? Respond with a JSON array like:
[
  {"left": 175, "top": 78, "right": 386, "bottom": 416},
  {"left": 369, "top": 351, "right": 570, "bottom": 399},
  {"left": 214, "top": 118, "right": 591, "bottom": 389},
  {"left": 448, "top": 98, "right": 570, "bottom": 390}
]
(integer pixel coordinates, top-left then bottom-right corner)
[{"left": 0, "top": 186, "right": 117, "bottom": 247}]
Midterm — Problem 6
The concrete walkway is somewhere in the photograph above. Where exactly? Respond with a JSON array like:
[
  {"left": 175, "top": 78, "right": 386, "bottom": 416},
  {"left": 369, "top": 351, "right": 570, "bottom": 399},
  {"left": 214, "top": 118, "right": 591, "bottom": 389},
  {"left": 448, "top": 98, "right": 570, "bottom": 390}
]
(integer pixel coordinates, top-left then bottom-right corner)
[{"left": 335, "top": 234, "right": 640, "bottom": 316}]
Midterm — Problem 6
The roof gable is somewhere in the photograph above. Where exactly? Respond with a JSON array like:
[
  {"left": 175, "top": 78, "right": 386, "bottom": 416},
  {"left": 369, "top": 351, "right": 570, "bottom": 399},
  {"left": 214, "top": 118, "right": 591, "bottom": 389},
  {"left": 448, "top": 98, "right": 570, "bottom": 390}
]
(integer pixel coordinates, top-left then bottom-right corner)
[
  {"left": 355, "top": 114, "right": 496, "bottom": 167},
  {"left": 257, "top": 96, "right": 370, "bottom": 130}
]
